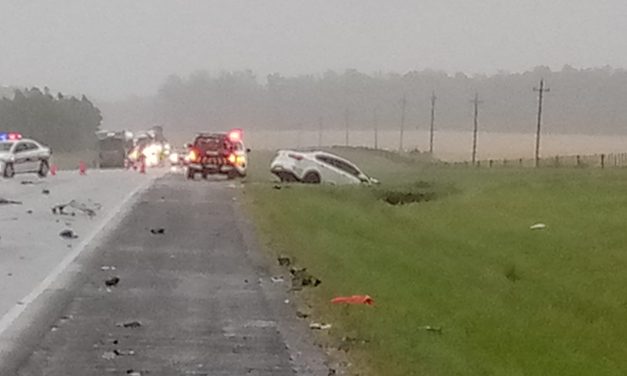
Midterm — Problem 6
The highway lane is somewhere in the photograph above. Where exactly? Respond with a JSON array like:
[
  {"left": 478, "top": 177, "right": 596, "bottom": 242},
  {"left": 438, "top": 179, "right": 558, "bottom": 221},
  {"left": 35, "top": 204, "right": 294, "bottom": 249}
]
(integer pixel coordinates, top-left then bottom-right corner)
[{"left": 1, "top": 174, "right": 328, "bottom": 375}]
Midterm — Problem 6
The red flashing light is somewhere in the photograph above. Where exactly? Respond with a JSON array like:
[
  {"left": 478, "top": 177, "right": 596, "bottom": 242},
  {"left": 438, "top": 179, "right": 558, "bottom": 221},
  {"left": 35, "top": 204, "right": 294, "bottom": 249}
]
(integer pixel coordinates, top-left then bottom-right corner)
[
  {"left": 228, "top": 129, "right": 243, "bottom": 142},
  {"left": 8, "top": 132, "right": 22, "bottom": 140}
]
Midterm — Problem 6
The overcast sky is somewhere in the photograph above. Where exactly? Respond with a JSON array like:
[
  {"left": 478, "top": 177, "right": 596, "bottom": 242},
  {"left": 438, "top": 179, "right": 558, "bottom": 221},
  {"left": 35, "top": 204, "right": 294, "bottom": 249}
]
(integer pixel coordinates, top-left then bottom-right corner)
[{"left": 1, "top": 0, "right": 626, "bottom": 100}]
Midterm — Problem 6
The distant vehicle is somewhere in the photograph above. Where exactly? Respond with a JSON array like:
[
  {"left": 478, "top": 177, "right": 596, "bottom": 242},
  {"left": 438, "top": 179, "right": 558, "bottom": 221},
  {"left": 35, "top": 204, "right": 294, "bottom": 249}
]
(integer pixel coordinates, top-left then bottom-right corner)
[
  {"left": 270, "top": 150, "right": 377, "bottom": 185},
  {"left": 128, "top": 129, "right": 171, "bottom": 168},
  {"left": 96, "top": 130, "right": 134, "bottom": 168},
  {"left": 0, "top": 132, "right": 52, "bottom": 178},
  {"left": 185, "top": 129, "right": 248, "bottom": 180}
]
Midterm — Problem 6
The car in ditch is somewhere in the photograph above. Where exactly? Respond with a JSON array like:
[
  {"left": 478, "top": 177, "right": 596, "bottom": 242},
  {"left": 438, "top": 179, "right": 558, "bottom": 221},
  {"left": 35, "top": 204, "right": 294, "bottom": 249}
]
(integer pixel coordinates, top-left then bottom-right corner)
[
  {"left": 184, "top": 129, "right": 248, "bottom": 180},
  {"left": 0, "top": 132, "right": 52, "bottom": 178},
  {"left": 270, "top": 150, "right": 377, "bottom": 185}
]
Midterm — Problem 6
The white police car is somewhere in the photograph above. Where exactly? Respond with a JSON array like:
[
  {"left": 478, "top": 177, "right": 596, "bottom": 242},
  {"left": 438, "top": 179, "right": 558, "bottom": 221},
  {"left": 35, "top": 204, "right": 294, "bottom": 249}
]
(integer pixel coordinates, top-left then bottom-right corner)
[
  {"left": 270, "top": 150, "right": 378, "bottom": 185},
  {"left": 0, "top": 132, "right": 52, "bottom": 178}
]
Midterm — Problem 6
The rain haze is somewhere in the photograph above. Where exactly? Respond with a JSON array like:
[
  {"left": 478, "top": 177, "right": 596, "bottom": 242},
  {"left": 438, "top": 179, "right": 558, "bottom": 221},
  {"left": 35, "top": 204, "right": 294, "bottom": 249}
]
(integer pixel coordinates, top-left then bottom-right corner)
[{"left": 1, "top": 0, "right": 626, "bottom": 99}]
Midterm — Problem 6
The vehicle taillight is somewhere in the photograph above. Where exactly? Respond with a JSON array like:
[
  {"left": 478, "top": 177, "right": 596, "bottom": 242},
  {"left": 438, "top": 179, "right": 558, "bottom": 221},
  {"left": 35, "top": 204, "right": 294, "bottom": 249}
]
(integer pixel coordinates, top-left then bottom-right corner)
[
  {"left": 228, "top": 153, "right": 237, "bottom": 164},
  {"left": 288, "top": 153, "right": 303, "bottom": 161},
  {"left": 186, "top": 149, "right": 199, "bottom": 162}
]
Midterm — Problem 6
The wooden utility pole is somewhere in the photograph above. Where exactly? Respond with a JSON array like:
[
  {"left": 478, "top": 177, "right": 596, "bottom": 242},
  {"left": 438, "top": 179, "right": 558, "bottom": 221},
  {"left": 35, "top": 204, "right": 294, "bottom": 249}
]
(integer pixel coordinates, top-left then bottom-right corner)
[
  {"left": 471, "top": 92, "right": 483, "bottom": 165},
  {"left": 318, "top": 117, "right": 323, "bottom": 147},
  {"left": 533, "top": 79, "right": 550, "bottom": 167},
  {"left": 373, "top": 107, "right": 379, "bottom": 150},
  {"left": 399, "top": 95, "right": 407, "bottom": 151},
  {"left": 344, "top": 108, "right": 350, "bottom": 146},
  {"left": 429, "top": 91, "right": 437, "bottom": 154}
]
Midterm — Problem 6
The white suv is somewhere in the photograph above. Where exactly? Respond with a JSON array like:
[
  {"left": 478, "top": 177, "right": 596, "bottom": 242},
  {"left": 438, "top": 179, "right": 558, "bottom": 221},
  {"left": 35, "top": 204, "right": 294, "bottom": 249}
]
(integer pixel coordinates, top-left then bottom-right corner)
[{"left": 0, "top": 134, "right": 52, "bottom": 178}]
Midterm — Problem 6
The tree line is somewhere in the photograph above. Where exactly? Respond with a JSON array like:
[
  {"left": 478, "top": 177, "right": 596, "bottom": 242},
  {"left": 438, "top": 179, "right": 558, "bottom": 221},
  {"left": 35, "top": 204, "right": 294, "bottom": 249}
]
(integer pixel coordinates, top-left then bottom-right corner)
[
  {"left": 101, "top": 65, "right": 627, "bottom": 137},
  {"left": 0, "top": 87, "right": 102, "bottom": 152}
]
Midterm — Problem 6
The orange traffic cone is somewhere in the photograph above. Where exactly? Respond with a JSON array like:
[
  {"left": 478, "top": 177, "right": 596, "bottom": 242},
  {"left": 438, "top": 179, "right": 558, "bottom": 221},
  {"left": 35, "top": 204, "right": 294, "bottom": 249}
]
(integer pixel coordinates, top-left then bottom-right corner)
[
  {"left": 50, "top": 164, "right": 57, "bottom": 176},
  {"left": 79, "top": 161, "right": 87, "bottom": 175}
]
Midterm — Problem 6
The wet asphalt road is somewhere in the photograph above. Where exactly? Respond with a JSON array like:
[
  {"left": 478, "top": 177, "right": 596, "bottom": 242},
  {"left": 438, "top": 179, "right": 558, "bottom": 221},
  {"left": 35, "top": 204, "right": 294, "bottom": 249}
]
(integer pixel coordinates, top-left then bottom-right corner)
[{"left": 2, "top": 174, "right": 327, "bottom": 375}]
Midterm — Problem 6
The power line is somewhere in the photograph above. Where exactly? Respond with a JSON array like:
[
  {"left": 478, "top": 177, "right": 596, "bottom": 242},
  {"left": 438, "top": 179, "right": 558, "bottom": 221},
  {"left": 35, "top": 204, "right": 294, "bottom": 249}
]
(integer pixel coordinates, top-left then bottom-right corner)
[
  {"left": 344, "top": 108, "right": 350, "bottom": 146},
  {"left": 429, "top": 91, "right": 437, "bottom": 154},
  {"left": 470, "top": 92, "right": 483, "bottom": 165},
  {"left": 373, "top": 107, "right": 379, "bottom": 150},
  {"left": 399, "top": 94, "right": 406, "bottom": 151},
  {"left": 533, "top": 79, "right": 550, "bottom": 168}
]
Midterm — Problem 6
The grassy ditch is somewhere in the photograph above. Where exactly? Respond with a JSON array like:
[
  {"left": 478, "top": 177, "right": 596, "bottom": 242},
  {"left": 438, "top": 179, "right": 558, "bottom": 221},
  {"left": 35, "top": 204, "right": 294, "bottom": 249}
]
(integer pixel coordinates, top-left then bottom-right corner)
[{"left": 244, "top": 148, "right": 627, "bottom": 375}]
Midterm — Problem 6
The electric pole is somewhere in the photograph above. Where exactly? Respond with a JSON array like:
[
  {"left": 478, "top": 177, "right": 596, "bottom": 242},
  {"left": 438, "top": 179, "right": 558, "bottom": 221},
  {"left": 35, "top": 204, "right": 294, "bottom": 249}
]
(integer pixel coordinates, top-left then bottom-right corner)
[
  {"left": 399, "top": 95, "right": 407, "bottom": 151},
  {"left": 471, "top": 92, "right": 483, "bottom": 165},
  {"left": 373, "top": 107, "right": 379, "bottom": 150},
  {"left": 344, "top": 108, "right": 350, "bottom": 146},
  {"left": 533, "top": 79, "right": 550, "bottom": 167},
  {"left": 429, "top": 91, "right": 437, "bottom": 154},
  {"left": 318, "top": 116, "right": 323, "bottom": 148}
]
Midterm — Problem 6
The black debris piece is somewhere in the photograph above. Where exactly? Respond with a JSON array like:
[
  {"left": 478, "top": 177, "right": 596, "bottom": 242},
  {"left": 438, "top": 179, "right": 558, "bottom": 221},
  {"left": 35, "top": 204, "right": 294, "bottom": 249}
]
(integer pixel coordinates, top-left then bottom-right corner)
[
  {"left": 0, "top": 198, "right": 22, "bottom": 205},
  {"left": 42, "top": 189, "right": 50, "bottom": 195},
  {"left": 59, "top": 229, "right": 78, "bottom": 239},
  {"left": 105, "top": 276, "right": 120, "bottom": 287},
  {"left": 150, "top": 228, "right": 165, "bottom": 235},
  {"left": 277, "top": 255, "right": 292, "bottom": 266},
  {"left": 117, "top": 320, "right": 142, "bottom": 328}
]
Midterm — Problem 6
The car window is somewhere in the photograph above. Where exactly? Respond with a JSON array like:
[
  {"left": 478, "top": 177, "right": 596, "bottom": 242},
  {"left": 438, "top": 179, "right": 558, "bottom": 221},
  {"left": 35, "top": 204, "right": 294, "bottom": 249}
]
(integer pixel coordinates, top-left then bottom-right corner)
[
  {"left": 14, "top": 143, "right": 28, "bottom": 153},
  {"left": 316, "top": 155, "right": 360, "bottom": 176},
  {"left": 0, "top": 142, "right": 12, "bottom": 151},
  {"left": 25, "top": 142, "right": 39, "bottom": 151}
]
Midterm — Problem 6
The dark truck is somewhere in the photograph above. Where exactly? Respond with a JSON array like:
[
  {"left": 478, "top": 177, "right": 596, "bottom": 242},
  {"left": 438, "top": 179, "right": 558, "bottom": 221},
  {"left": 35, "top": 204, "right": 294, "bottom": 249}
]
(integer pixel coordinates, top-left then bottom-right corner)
[
  {"left": 185, "top": 130, "right": 248, "bottom": 180},
  {"left": 96, "top": 130, "right": 133, "bottom": 168}
]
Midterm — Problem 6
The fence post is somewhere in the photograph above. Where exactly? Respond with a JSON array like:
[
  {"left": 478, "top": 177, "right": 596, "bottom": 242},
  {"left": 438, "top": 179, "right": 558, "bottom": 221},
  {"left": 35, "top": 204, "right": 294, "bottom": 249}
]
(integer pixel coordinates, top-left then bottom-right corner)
[
  {"left": 503, "top": 159, "right": 507, "bottom": 167},
  {"left": 489, "top": 159, "right": 493, "bottom": 168},
  {"left": 601, "top": 154, "right": 605, "bottom": 169},
  {"left": 519, "top": 158, "right": 523, "bottom": 167},
  {"left": 576, "top": 155, "right": 581, "bottom": 167},
  {"left": 555, "top": 156, "right": 559, "bottom": 168}
]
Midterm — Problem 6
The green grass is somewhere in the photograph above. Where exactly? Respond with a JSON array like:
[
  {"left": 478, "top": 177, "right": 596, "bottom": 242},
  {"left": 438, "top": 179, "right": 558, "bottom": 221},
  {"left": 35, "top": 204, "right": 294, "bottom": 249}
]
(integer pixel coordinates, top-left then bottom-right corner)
[{"left": 244, "top": 149, "right": 627, "bottom": 376}]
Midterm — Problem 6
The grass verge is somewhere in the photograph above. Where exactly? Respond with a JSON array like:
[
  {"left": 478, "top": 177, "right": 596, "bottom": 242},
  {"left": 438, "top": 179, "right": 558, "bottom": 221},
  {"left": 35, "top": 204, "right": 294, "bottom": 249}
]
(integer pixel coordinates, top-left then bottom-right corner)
[{"left": 244, "top": 149, "right": 627, "bottom": 375}]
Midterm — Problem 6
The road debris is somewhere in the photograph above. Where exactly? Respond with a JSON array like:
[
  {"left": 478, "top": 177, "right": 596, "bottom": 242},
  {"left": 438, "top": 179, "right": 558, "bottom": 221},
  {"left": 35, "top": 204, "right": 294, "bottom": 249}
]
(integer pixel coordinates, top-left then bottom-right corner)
[
  {"left": 150, "top": 228, "right": 165, "bottom": 235},
  {"left": 117, "top": 320, "right": 142, "bottom": 328},
  {"left": 114, "top": 349, "right": 136, "bottom": 356},
  {"left": 277, "top": 254, "right": 292, "bottom": 266},
  {"left": 59, "top": 229, "right": 78, "bottom": 239},
  {"left": 419, "top": 325, "right": 443, "bottom": 334},
  {"left": 309, "top": 322, "right": 332, "bottom": 330},
  {"left": 290, "top": 267, "right": 321, "bottom": 289},
  {"left": 126, "top": 370, "right": 142, "bottom": 376},
  {"left": 530, "top": 223, "right": 547, "bottom": 230},
  {"left": 42, "top": 189, "right": 50, "bottom": 195},
  {"left": 0, "top": 198, "right": 22, "bottom": 205},
  {"left": 52, "top": 200, "right": 100, "bottom": 217},
  {"left": 331, "top": 295, "right": 375, "bottom": 306},
  {"left": 271, "top": 276, "right": 285, "bottom": 283},
  {"left": 102, "top": 351, "right": 117, "bottom": 360},
  {"left": 104, "top": 276, "right": 120, "bottom": 287},
  {"left": 101, "top": 265, "right": 117, "bottom": 271}
]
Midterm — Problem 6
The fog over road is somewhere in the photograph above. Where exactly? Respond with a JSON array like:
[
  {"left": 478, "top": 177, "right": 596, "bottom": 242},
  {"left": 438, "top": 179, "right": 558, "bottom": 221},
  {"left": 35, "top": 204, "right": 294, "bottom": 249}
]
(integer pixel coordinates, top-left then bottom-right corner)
[{"left": 0, "top": 174, "right": 327, "bottom": 375}]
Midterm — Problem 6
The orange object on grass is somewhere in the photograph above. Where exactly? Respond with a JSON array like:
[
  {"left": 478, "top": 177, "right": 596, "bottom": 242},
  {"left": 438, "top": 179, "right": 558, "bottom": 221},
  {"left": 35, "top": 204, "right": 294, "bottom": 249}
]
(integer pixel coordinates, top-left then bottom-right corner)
[{"left": 331, "top": 295, "right": 375, "bottom": 306}]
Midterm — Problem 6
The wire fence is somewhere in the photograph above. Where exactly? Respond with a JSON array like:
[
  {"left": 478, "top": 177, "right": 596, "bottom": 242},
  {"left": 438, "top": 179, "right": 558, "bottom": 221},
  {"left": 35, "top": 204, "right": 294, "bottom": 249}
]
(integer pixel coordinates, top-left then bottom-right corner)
[{"left": 445, "top": 153, "right": 627, "bottom": 169}]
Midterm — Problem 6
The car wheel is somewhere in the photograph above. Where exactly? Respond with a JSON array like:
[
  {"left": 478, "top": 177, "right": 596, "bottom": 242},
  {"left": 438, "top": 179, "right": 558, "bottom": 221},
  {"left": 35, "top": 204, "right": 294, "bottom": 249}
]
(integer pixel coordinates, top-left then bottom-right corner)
[
  {"left": 38, "top": 160, "right": 49, "bottom": 177},
  {"left": 186, "top": 169, "right": 195, "bottom": 180},
  {"left": 302, "top": 171, "right": 321, "bottom": 184},
  {"left": 227, "top": 170, "right": 239, "bottom": 180},
  {"left": 3, "top": 163, "right": 15, "bottom": 178},
  {"left": 202, "top": 172, "right": 208, "bottom": 180}
]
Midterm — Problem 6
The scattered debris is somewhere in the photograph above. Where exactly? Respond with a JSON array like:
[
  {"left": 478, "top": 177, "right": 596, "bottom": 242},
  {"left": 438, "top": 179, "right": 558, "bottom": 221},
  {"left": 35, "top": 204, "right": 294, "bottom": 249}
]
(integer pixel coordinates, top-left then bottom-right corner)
[
  {"left": 114, "top": 349, "right": 136, "bottom": 356},
  {"left": 126, "top": 370, "right": 142, "bottom": 376},
  {"left": 52, "top": 200, "right": 100, "bottom": 217},
  {"left": 277, "top": 254, "right": 292, "bottom": 266},
  {"left": 0, "top": 198, "right": 22, "bottom": 205},
  {"left": 273, "top": 184, "right": 283, "bottom": 190},
  {"left": 20, "top": 180, "right": 35, "bottom": 185},
  {"left": 530, "top": 223, "right": 547, "bottom": 230},
  {"left": 59, "top": 229, "right": 78, "bottom": 239},
  {"left": 150, "top": 228, "right": 165, "bottom": 235},
  {"left": 102, "top": 351, "right": 117, "bottom": 360},
  {"left": 419, "top": 325, "right": 443, "bottom": 334},
  {"left": 26, "top": 210, "right": 33, "bottom": 214},
  {"left": 309, "top": 322, "right": 332, "bottom": 330},
  {"left": 290, "top": 267, "right": 321, "bottom": 289},
  {"left": 104, "top": 276, "right": 120, "bottom": 287},
  {"left": 42, "top": 189, "right": 50, "bottom": 195},
  {"left": 271, "top": 276, "right": 285, "bottom": 283},
  {"left": 296, "top": 310, "right": 310, "bottom": 319},
  {"left": 100, "top": 265, "right": 117, "bottom": 271},
  {"left": 331, "top": 295, "right": 375, "bottom": 306},
  {"left": 117, "top": 320, "right": 142, "bottom": 328}
]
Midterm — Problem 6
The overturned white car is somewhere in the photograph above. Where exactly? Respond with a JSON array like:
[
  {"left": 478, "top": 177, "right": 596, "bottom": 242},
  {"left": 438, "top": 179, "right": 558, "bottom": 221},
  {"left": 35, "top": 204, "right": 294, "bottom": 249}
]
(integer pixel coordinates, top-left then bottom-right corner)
[{"left": 270, "top": 150, "right": 378, "bottom": 185}]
